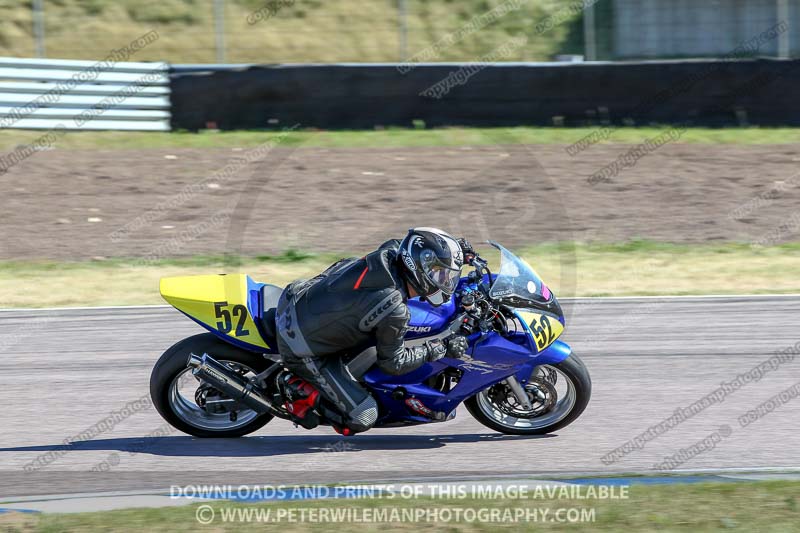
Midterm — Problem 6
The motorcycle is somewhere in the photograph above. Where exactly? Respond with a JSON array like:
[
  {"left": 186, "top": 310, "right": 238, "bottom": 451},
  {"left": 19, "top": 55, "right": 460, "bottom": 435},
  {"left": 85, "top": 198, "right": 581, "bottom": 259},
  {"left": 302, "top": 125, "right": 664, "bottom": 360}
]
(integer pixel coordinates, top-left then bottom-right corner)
[{"left": 150, "top": 241, "right": 591, "bottom": 437}]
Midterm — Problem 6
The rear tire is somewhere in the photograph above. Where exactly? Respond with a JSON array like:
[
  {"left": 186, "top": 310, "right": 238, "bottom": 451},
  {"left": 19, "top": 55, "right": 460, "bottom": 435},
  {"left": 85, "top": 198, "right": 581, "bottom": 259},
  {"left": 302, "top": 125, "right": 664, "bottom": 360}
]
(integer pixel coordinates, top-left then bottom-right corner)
[
  {"left": 465, "top": 354, "right": 591, "bottom": 435},
  {"left": 150, "top": 333, "right": 275, "bottom": 438}
]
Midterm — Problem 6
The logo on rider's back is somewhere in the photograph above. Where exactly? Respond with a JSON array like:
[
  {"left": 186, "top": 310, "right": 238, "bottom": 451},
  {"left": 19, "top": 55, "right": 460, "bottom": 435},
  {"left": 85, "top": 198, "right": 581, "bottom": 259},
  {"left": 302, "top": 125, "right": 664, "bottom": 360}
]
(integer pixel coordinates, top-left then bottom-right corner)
[{"left": 359, "top": 293, "right": 402, "bottom": 331}]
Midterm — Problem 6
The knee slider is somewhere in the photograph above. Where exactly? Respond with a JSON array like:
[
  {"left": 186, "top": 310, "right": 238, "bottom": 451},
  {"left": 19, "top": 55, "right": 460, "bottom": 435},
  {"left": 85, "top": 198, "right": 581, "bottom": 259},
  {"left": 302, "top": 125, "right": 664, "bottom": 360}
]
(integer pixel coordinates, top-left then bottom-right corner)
[{"left": 347, "top": 396, "right": 378, "bottom": 432}]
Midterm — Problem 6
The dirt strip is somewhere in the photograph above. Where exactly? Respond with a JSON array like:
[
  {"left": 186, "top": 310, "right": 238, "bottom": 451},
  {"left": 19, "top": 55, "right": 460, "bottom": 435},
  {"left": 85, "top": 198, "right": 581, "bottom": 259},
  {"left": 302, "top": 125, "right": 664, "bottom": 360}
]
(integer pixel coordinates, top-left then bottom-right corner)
[{"left": 1, "top": 144, "right": 799, "bottom": 260}]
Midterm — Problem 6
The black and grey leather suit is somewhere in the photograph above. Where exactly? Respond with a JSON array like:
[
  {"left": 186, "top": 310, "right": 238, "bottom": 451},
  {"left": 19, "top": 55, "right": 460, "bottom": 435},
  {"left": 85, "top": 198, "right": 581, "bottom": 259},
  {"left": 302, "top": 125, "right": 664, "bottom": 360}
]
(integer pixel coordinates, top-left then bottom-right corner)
[{"left": 275, "top": 240, "right": 443, "bottom": 432}]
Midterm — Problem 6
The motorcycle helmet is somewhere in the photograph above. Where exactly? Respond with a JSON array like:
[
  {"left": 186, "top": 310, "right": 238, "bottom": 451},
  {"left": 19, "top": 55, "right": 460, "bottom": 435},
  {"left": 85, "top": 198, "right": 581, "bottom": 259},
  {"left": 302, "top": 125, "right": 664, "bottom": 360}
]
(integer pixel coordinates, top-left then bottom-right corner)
[{"left": 397, "top": 227, "right": 464, "bottom": 306}]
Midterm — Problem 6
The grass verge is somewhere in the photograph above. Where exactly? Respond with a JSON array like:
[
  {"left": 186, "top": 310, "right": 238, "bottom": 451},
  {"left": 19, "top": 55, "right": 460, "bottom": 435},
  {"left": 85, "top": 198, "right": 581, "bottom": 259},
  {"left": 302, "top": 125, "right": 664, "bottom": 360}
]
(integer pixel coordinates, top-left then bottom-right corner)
[
  {"left": 0, "top": 0, "right": 574, "bottom": 64},
  {"left": 1, "top": 241, "right": 799, "bottom": 308},
  {"left": 4, "top": 126, "right": 800, "bottom": 151},
  {"left": 1, "top": 481, "right": 798, "bottom": 531}
]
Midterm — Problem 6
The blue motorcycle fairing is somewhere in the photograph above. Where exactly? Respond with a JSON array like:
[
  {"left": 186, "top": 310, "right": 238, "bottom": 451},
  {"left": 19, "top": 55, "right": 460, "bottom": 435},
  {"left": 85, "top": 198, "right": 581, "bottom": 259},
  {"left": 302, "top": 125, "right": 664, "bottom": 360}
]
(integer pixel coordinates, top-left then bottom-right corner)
[
  {"left": 244, "top": 277, "right": 282, "bottom": 354},
  {"left": 406, "top": 297, "right": 456, "bottom": 338},
  {"left": 363, "top": 336, "right": 572, "bottom": 426}
]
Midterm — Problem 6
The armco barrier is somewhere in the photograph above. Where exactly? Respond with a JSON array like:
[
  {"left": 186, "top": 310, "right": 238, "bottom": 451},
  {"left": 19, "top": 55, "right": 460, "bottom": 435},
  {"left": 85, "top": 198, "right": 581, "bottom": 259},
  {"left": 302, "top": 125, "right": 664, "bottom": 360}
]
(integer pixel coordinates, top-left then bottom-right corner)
[
  {"left": 169, "top": 58, "right": 800, "bottom": 130},
  {"left": 0, "top": 57, "right": 170, "bottom": 131}
]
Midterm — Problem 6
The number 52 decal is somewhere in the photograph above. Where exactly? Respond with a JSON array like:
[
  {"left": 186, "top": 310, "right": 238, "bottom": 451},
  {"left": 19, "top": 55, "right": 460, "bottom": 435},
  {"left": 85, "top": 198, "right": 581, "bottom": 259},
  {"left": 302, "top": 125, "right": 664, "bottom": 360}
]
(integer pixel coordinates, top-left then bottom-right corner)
[
  {"left": 531, "top": 315, "right": 555, "bottom": 349},
  {"left": 518, "top": 311, "right": 564, "bottom": 351},
  {"left": 214, "top": 301, "right": 250, "bottom": 336}
]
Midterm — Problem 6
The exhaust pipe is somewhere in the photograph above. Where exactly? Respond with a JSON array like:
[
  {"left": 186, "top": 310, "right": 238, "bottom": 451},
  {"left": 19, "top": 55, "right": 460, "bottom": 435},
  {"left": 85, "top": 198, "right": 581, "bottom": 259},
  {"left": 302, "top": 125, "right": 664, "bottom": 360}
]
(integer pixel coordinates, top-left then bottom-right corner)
[{"left": 187, "top": 353, "right": 274, "bottom": 414}]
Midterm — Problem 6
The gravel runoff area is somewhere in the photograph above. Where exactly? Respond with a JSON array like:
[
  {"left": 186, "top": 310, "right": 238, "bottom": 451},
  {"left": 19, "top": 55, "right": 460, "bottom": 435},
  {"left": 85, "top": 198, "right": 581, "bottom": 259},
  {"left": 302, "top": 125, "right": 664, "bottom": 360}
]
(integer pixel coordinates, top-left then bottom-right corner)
[{"left": 1, "top": 143, "right": 799, "bottom": 260}]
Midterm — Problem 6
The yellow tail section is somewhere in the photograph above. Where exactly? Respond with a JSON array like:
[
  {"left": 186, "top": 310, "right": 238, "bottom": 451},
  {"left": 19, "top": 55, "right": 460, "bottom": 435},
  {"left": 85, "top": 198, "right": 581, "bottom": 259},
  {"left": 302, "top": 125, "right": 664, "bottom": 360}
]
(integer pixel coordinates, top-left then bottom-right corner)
[{"left": 160, "top": 274, "right": 269, "bottom": 349}]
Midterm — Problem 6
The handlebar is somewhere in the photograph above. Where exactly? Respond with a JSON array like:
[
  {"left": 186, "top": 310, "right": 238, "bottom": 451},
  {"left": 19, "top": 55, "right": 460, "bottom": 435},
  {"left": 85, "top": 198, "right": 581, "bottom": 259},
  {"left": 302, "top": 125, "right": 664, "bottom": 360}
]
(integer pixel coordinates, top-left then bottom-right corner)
[
  {"left": 454, "top": 256, "right": 511, "bottom": 337},
  {"left": 465, "top": 253, "right": 493, "bottom": 295}
]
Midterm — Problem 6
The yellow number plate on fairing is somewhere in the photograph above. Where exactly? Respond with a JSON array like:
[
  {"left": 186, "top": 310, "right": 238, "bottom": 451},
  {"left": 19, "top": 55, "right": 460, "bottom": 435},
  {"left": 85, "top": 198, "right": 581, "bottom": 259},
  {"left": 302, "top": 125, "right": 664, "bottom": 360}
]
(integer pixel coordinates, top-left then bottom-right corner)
[
  {"left": 516, "top": 311, "right": 564, "bottom": 352},
  {"left": 160, "top": 274, "right": 269, "bottom": 349}
]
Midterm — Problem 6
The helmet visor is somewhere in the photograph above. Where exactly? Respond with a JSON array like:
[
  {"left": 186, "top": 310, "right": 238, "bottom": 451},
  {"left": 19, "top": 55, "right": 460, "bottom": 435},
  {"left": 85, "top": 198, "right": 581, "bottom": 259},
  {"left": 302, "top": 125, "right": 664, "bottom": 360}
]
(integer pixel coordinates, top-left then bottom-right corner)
[{"left": 426, "top": 263, "right": 461, "bottom": 294}]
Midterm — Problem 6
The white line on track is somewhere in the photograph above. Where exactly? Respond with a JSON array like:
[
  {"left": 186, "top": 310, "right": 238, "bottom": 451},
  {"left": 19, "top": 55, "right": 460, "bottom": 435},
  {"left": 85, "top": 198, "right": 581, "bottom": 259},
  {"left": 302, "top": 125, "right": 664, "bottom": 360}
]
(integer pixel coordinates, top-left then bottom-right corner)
[{"left": 2, "top": 294, "right": 800, "bottom": 313}]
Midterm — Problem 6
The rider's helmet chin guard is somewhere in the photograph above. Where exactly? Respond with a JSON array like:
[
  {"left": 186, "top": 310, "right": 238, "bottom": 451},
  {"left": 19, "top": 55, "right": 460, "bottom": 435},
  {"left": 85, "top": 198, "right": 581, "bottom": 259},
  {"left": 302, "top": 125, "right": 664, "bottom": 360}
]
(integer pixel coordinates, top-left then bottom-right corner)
[{"left": 398, "top": 227, "right": 464, "bottom": 307}]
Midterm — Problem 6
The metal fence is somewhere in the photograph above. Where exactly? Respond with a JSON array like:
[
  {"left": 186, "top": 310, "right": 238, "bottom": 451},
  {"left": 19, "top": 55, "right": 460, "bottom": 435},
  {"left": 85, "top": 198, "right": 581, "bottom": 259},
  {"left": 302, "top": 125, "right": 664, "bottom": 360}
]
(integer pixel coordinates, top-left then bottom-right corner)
[
  {"left": 610, "top": 0, "right": 798, "bottom": 60},
  {"left": 0, "top": 57, "right": 171, "bottom": 131}
]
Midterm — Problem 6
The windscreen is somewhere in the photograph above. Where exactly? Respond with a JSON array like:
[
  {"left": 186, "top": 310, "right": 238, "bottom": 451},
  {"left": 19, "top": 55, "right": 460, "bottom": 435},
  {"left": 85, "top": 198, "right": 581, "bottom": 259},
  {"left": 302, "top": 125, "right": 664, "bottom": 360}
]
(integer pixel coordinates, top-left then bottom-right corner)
[{"left": 487, "top": 241, "right": 552, "bottom": 304}]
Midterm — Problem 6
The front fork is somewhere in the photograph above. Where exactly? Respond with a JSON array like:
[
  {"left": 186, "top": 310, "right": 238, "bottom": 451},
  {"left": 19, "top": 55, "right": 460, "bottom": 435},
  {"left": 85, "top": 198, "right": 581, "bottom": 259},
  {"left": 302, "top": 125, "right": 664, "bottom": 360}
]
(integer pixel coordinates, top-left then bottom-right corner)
[
  {"left": 504, "top": 340, "right": 573, "bottom": 408},
  {"left": 503, "top": 376, "right": 534, "bottom": 410}
]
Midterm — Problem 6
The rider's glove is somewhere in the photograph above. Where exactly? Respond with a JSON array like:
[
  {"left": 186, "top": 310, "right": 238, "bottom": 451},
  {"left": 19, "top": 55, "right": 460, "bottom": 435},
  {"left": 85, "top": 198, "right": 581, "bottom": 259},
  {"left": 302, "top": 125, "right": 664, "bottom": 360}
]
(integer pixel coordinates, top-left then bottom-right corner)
[
  {"left": 457, "top": 238, "right": 476, "bottom": 265},
  {"left": 424, "top": 339, "right": 447, "bottom": 362},
  {"left": 444, "top": 334, "right": 469, "bottom": 359}
]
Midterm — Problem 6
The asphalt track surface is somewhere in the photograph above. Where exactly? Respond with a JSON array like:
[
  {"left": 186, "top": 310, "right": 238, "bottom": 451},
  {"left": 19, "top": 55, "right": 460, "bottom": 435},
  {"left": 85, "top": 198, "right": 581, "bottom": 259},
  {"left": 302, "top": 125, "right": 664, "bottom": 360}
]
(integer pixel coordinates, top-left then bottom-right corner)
[{"left": 1, "top": 296, "right": 798, "bottom": 497}]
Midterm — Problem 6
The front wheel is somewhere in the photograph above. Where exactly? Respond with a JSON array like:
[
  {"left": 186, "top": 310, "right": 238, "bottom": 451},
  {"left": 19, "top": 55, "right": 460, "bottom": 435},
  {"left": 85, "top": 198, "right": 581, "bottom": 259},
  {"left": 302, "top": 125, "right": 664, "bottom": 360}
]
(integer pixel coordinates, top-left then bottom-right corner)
[
  {"left": 465, "top": 354, "right": 591, "bottom": 435},
  {"left": 150, "top": 333, "right": 275, "bottom": 438}
]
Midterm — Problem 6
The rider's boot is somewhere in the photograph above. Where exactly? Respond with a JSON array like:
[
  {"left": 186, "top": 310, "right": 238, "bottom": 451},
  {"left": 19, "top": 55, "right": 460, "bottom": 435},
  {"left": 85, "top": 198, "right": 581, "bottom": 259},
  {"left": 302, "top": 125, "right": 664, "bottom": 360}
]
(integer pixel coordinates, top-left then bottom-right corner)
[{"left": 281, "top": 374, "right": 321, "bottom": 429}]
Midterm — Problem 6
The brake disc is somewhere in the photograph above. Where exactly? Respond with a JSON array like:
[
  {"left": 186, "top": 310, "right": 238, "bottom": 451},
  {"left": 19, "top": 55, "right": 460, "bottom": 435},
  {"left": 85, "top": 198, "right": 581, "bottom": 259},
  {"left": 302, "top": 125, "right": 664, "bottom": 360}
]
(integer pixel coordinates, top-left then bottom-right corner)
[
  {"left": 488, "top": 377, "right": 557, "bottom": 418},
  {"left": 524, "top": 377, "right": 558, "bottom": 414}
]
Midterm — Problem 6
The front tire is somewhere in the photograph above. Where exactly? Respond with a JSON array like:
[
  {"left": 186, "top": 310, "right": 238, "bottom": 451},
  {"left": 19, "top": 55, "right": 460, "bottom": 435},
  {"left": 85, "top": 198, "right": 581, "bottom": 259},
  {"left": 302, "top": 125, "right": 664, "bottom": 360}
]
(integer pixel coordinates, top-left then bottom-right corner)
[
  {"left": 465, "top": 354, "right": 591, "bottom": 435},
  {"left": 150, "top": 333, "right": 275, "bottom": 438}
]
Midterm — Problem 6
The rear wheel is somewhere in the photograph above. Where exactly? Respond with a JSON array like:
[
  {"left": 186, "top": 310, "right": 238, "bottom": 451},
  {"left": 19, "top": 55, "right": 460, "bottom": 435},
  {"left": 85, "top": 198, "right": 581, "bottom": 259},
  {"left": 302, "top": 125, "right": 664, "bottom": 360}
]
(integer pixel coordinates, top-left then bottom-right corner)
[
  {"left": 150, "top": 333, "right": 275, "bottom": 438},
  {"left": 465, "top": 354, "right": 591, "bottom": 435}
]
